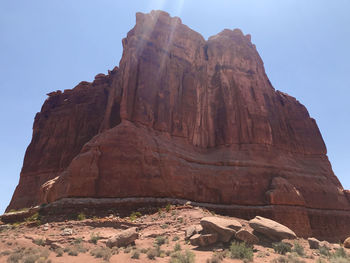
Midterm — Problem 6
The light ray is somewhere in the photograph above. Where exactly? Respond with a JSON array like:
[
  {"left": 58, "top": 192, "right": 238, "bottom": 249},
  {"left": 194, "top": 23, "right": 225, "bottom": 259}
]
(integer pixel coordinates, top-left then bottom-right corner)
[{"left": 158, "top": 0, "right": 185, "bottom": 77}]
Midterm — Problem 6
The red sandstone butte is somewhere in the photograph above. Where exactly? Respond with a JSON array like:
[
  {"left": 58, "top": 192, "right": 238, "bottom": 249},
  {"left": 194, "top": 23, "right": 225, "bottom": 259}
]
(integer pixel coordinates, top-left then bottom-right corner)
[{"left": 7, "top": 10, "right": 350, "bottom": 241}]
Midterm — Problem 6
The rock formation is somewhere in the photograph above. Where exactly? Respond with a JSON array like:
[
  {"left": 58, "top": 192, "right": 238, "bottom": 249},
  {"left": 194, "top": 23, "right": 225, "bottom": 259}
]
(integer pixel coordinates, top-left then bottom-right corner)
[{"left": 7, "top": 10, "right": 350, "bottom": 241}]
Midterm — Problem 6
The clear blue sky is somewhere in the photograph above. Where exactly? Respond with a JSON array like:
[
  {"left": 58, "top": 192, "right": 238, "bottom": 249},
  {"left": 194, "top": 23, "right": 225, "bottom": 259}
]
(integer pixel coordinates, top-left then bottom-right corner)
[{"left": 0, "top": 0, "right": 349, "bottom": 214}]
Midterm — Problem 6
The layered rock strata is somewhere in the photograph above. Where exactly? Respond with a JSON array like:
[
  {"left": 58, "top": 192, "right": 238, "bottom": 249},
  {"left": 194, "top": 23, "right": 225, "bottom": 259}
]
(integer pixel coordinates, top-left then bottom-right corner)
[{"left": 7, "top": 10, "right": 350, "bottom": 241}]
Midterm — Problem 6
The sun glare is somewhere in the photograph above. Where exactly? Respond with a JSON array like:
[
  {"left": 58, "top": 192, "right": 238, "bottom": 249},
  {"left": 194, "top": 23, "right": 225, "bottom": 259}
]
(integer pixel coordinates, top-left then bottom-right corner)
[{"left": 135, "top": 0, "right": 186, "bottom": 77}]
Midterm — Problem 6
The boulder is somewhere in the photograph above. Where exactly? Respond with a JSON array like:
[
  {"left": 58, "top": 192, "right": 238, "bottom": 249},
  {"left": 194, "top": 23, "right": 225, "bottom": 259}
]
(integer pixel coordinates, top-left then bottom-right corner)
[
  {"left": 235, "top": 229, "right": 259, "bottom": 244},
  {"left": 249, "top": 216, "right": 296, "bottom": 241},
  {"left": 344, "top": 237, "right": 350, "bottom": 248},
  {"left": 308, "top": 237, "right": 321, "bottom": 249},
  {"left": 307, "top": 237, "right": 331, "bottom": 250},
  {"left": 189, "top": 233, "right": 218, "bottom": 247},
  {"left": 106, "top": 227, "right": 138, "bottom": 248},
  {"left": 200, "top": 217, "right": 242, "bottom": 242}
]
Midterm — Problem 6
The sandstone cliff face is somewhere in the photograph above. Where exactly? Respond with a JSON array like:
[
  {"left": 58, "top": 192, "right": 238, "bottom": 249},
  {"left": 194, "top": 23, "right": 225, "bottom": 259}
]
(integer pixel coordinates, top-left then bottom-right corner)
[
  {"left": 7, "top": 11, "right": 350, "bottom": 241},
  {"left": 7, "top": 70, "right": 117, "bottom": 209}
]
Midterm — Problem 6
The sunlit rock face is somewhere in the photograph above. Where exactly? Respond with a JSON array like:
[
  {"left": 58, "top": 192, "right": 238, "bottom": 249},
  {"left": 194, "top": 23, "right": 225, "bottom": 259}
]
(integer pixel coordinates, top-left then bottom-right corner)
[{"left": 7, "top": 10, "right": 350, "bottom": 241}]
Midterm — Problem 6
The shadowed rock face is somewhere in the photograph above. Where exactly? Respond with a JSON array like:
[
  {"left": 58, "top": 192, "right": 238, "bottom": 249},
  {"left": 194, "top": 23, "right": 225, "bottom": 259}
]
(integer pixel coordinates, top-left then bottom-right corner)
[
  {"left": 7, "top": 10, "right": 350, "bottom": 241},
  {"left": 7, "top": 71, "right": 118, "bottom": 210}
]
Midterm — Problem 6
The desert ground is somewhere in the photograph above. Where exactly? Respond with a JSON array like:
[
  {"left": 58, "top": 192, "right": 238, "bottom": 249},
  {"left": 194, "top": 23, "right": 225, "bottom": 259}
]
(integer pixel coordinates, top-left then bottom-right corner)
[{"left": 0, "top": 204, "right": 349, "bottom": 263}]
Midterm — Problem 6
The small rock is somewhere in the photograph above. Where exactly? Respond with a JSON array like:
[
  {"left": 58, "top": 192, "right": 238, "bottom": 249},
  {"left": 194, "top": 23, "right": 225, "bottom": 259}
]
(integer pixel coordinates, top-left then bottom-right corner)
[
  {"left": 61, "top": 228, "right": 73, "bottom": 236},
  {"left": 185, "top": 225, "right": 203, "bottom": 240},
  {"left": 50, "top": 242, "right": 63, "bottom": 249},
  {"left": 235, "top": 229, "right": 259, "bottom": 244},
  {"left": 320, "top": 241, "right": 331, "bottom": 250},
  {"left": 45, "top": 238, "right": 55, "bottom": 245},
  {"left": 189, "top": 233, "right": 218, "bottom": 247},
  {"left": 344, "top": 237, "right": 350, "bottom": 248},
  {"left": 107, "top": 227, "right": 138, "bottom": 248}
]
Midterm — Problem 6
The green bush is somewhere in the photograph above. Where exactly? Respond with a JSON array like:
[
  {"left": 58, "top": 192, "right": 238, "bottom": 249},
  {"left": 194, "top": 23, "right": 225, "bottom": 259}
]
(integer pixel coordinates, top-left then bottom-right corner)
[
  {"left": 318, "top": 246, "right": 331, "bottom": 257},
  {"left": 68, "top": 249, "right": 78, "bottom": 256},
  {"left": 166, "top": 204, "right": 172, "bottom": 212},
  {"left": 22, "top": 254, "right": 39, "bottom": 263},
  {"left": 170, "top": 250, "right": 195, "bottom": 263},
  {"left": 273, "top": 242, "right": 292, "bottom": 255},
  {"left": 111, "top": 247, "right": 120, "bottom": 255},
  {"left": 65, "top": 244, "right": 87, "bottom": 256},
  {"left": 147, "top": 248, "right": 158, "bottom": 260},
  {"left": 332, "top": 247, "right": 348, "bottom": 259},
  {"left": 146, "top": 245, "right": 164, "bottom": 259},
  {"left": 33, "top": 239, "right": 45, "bottom": 246},
  {"left": 131, "top": 250, "right": 140, "bottom": 259},
  {"left": 1, "top": 250, "right": 11, "bottom": 256},
  {"left": 140, "top": 248, "right": 149, "bottom": 254},
  {"left": 90, "top": 232, "right": 102, "bottom": 244},
  {"left": 271, "top": 256, "right": 289, "bottom": 263},
  {"left": 7, "top": 252, "right": 23, "bottom": 263},
  {"left": 77, "top": 212, "right": 86, "bottom": 221},
  {"left": 292, "top": 241, "right": 304, "bottom": 257},
  {"left": 161, "top": 224, "right": 169, "bottom": 229},
  {"left": 206, "top": 252, "right": 225, "bottom": 263},
  {"left": 174, "top": 243, "right": 182, "bottom": 252},
  {"left": 229, "top": 241, "right": 253, "bottom": 261},
  {"left": 7, "top": 247, "right": 50, "bottom": 263},
  {"left": 271, "top": 254, "right": 306, "bottom": 263},
  {"left": 55, "top": 248, "right": 63, "bottom": 257},
  {"left": 124, "top": 246, "right": 133, "bottom": 253},
  {"left": 74, "top": 237, "right": 83, "bottom": 244},
  {"left": 90, "top": 247, "right": 112, "bottom": 261},
  {"left": 330, "top": 258, "right": 350, "bottom": 263},
  {"left": 130, "top": 211, "right": 142, "bottom": 221},
  {"left": 155, "top": 236, "right": 168, "bottom": 246}
]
